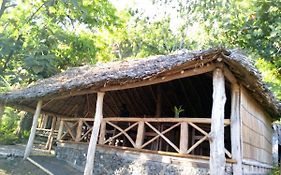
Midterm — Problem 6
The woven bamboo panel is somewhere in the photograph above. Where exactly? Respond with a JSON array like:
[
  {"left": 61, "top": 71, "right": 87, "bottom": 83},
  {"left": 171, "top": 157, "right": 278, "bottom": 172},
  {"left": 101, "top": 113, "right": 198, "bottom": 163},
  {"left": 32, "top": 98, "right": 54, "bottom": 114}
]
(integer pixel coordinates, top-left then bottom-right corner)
[{"left": 240, "top": 87, "right": 272, "bottom": 164}]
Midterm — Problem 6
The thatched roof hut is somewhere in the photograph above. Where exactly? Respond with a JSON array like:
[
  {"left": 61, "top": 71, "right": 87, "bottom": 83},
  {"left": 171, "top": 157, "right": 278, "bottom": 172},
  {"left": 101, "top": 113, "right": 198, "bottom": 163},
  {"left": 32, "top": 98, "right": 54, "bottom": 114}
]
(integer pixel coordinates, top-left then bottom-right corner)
[
  {"left": 0, "top": 47, "right": 280, "bottom": 175},
  {"left": 0, "top": 48, "right": 280, "bottom": 118}
]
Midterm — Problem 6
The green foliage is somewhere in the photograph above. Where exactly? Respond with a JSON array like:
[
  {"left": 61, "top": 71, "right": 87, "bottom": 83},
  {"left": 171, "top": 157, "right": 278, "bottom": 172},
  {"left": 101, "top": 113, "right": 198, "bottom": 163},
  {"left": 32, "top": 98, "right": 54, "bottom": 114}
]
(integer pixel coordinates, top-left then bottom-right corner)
[
  {"left": 174, "top": 106, "right": 184, "bottom": 118},
  {"left": 270, "top": 164, "right": 280, "bottom": 175},
  {"left": 0, "top": 107, "right": 21, "bottom": 145}
]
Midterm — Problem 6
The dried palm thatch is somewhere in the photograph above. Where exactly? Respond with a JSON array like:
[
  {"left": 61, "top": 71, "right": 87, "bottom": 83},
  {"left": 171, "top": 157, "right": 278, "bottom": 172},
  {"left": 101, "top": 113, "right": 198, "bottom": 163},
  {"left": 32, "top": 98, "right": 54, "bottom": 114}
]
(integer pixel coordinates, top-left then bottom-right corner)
[{"left": 0, "top": 48, "right": 280, "bottom": 118}]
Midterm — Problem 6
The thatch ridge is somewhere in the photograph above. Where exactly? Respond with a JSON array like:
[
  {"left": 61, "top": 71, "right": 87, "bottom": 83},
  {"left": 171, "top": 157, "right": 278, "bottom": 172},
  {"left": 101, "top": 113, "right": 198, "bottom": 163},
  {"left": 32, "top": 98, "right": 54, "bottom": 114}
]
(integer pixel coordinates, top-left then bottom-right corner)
[{"left": 0, "top": 48, "right": 280, "bottom": 118}]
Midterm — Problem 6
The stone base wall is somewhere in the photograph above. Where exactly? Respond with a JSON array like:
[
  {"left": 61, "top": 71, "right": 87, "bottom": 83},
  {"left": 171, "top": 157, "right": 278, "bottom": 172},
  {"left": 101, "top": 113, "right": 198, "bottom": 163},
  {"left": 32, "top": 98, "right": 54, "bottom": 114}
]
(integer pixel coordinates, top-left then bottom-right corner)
[{"left": 56, "top": 142, "right": 233, "bottom": 175}]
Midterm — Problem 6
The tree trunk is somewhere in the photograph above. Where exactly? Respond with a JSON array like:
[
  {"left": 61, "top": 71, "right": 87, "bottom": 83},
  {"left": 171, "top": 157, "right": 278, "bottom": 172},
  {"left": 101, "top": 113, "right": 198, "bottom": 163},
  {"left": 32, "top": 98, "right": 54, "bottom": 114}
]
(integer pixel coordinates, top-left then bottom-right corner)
[
  {"left": 16, "top": 113, "right": 33, "bottom": 139},
  {"left": 0, "top": 103, "right": 4, "bottom": 125},
  {"left": 210, "top": 68, "right": 226, "bottom": 175}
]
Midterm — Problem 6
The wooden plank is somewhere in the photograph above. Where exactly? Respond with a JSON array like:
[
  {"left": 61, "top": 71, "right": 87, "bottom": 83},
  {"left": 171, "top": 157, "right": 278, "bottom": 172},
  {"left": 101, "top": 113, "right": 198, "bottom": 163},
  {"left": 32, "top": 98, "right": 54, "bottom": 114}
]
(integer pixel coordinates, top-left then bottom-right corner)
[
  {"left": 155, "top": 86, "right": 162, "bottom": 117},
  {"left": 24, "top": 100, "right": 43, "bottom": 160},
  {"left": 187, "top": 135, "right": 208, "bottom": 154},
  {"left": 84, "top": 92, "right": 105, "bottom": 175},
  {"left": 141, "top": 123, "right": 181, "bottom": 149},
  {"left": 57, "top": 120, "right": 64, "bottom": 141},
  {"left": 135, "top": 121, "right": 145, "bottom": 148},
  {"left": 145, "top": 122, "right": 180, "bottom": 153},
  {"left": 102, "top": 117, "right": 230, "bottom": 125},
  {"left": 105, "top": 121, "right": 137, "bottom": 147},
  {"left": 210, "top": 68, "right": 226, "bottom": 175},
  {"left": 75, "top": 119, "right": 83, "bottom": 142},
  {"left": 45, "top": 116, "right": 56, "bottom": 150},
  {"left": 230, "top": 84, "right": 243, "bottom": 174},
  {"left": 180, "top": 122, "right": 188, "bottom": 154},
  {"left": 98, "top": 120, "right": 106, "bottom": 144}
]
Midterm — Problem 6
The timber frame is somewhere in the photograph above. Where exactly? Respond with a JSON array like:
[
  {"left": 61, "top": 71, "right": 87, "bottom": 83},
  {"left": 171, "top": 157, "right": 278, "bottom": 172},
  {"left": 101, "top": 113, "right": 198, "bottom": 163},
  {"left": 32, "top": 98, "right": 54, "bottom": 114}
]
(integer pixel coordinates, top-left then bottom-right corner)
[{"left": 0, "top": 48, "right": 280, "bottom": 175}]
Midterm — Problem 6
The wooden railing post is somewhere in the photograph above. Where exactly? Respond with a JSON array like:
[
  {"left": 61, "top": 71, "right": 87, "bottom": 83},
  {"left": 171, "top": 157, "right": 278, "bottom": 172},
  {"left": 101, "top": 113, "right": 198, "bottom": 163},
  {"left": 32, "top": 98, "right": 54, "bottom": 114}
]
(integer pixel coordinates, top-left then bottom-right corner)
[
  {"left": 24, "top": 100, "right": 43, "bottom": 160},
  {"left": 57, "top": 119, "right": 64, "bottom": 141},
  {"left": 210, "top": 68, "right": 226, "bottom": 175},
  {"left": 75, "top": 119, "right": 83, "bottom": 142},
  {"left": 135, "top": 121, "right": 145, "bottom": 148},
  {"left": 45, "top": 116, "right": 56, "bottom": 150},
  {"left": 180, "top": 122, "right": 188, "bottom": 154},
  {"left": 98, "top": 120, "right": 106, "bottom": 144}
]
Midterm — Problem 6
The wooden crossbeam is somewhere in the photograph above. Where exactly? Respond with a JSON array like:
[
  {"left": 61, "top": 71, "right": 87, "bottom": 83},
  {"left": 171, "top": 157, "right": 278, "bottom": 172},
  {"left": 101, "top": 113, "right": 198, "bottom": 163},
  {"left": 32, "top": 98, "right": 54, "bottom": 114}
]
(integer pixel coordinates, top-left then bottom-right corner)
[
  {"left": 141, "top": 122, "right": 181, "bottom": 149},
  {"left": 61, "top": 121, "right": 78, "bottom": 140},
  {"left": 145, "top": 122, "right": 180, "bottom": 153},
  {"left": 79, "top": 127, "right": 93, "bottom": 142},
  {"left": 105, "top": 121, "right": 138, "bottom": 147},
  {"left": 187, "top": 135, "right": 208, "bottom": 154}
]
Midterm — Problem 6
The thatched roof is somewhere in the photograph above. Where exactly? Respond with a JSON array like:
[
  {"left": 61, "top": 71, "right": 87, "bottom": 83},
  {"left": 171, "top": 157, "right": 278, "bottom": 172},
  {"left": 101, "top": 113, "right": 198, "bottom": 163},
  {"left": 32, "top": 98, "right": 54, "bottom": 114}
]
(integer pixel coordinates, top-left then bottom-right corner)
[{"left": 0, "top": 48, "right": 280, "bottom": 118}]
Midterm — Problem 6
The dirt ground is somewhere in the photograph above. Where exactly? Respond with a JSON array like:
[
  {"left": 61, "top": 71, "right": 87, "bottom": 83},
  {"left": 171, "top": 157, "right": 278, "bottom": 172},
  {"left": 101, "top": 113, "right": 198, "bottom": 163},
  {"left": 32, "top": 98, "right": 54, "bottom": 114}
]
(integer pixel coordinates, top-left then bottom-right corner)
[{"left": 0, "top": 157, "right": 47, "bottom": 175}]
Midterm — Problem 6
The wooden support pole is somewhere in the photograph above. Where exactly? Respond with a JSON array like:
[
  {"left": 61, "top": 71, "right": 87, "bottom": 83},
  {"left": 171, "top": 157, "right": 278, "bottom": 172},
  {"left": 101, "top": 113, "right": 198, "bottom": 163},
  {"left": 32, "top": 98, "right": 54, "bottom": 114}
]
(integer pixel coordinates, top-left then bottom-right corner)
[
  {"left": 98, "top": 120, "right": 106, "bottom": 144},
  {"left": 210, "top": 68, "right": 226, "bottom": 175},
  {"left": 75, "top": 119, "right": 83, "bottom": 142},
  {"left": 155, "top": 86, "right": 162, "bottom": 117},
  {"left": 84, "top": 92, "right": 105, "bottom": 175},
  {"left": 135, "top": 121, "right": 145, "bottom": 148},
  {"left": 230, "top": 84, "right": 243, "bottom": 174},
  {"left": 57, "top": 120, "right": 64, "bottom": 141},
  {"left": 24, "top": 100, "right": 43, "bottom": 160},
  {"left": 45, "top": 116, "right": 56, "bottom": 150},
  {"left": 180, "top": 122, "right": 188, "bottom": 154}
]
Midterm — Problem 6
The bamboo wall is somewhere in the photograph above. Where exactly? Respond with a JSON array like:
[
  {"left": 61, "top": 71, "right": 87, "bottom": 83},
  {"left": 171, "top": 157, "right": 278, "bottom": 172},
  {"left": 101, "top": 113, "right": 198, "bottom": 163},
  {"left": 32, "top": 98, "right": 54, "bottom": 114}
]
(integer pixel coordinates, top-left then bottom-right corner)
[{"left": 240, "top": 86, "right": 272, "bottom": 165}]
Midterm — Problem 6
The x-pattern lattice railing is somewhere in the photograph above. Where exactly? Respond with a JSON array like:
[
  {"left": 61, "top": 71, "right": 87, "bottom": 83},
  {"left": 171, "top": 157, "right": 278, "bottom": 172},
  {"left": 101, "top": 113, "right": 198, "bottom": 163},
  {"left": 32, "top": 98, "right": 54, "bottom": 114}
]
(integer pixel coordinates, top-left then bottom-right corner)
[
  {"left": 99, "top": 117, "right": 232, "bottom": 158},
  {"left": 57, "top": 117, "right": 231, "bottom": 158},
  {"left": 58, "top": 118, "right": 94, "bottom": 142}
]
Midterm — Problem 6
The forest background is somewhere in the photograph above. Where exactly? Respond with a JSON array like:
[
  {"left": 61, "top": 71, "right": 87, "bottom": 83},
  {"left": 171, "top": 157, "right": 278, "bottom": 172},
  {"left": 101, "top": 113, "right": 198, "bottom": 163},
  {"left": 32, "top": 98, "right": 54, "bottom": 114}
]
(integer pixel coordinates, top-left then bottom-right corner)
[{"left": 0, "top": 0, "right": 280, "bottom": 144}]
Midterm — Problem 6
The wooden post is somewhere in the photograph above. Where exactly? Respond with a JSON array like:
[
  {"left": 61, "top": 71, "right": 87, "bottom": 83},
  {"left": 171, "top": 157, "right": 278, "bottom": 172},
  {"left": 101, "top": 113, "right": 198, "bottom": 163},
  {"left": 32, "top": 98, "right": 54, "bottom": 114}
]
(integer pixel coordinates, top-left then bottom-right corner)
[
  {"left": 180, "top": 122, "right": 188, "bottom": 154},
  {"left": 155, "top": 86, "right": 162, "bottom": 117},
  {"left": 135, "top": 121, "right": 145, "bottom": 148},
  {"left": 57, "top": 119, "right": 64, "bottom": 141},
  {"left": 45, "top": 116, "right": 56, "bottom": 150},
  {"left": 210, "top": 68, "right": 226, "bottom": 175},
  {"left": 230, "top": 84, "right": 243, "bottom": 174},
  {"left": 75, "top": 119, "right": 83, "bottom": 142},
  {"left": 24, "top": 100, "right": 43, "bottom": 160},
  {"left": 84, "top": 92, "right": 105, "bottom": 175},
  {"left": 98, "top": 120, "right": 106, "bottom": 144},
  {"left": 0, "top": 103, "right": 4, "bottom": 125}
]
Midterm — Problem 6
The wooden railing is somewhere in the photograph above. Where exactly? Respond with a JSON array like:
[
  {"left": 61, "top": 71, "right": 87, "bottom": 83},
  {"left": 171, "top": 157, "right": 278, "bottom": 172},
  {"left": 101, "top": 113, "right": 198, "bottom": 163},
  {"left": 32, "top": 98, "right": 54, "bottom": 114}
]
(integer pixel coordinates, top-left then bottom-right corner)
[
  {"left": 57, "top": 117, "right": 232, "bottom": 158},
  {"left": 57, "top": 118, "right": 94, "bottom": 142}
]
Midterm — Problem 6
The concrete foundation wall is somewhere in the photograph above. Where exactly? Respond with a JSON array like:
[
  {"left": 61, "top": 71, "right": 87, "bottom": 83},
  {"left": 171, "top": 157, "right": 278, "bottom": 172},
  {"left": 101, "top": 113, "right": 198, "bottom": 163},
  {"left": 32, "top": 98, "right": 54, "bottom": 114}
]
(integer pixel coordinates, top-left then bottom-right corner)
[{"left": 56, "top": 142, "right": 233, "bottom": 175}]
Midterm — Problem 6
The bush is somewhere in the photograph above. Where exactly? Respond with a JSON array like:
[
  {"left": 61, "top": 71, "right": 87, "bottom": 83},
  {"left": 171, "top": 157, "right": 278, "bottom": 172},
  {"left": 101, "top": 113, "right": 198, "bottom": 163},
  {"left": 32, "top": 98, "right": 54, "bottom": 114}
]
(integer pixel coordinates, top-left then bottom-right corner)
[{"left": 0, "top": 107, "right": 21, "bottom": 145}]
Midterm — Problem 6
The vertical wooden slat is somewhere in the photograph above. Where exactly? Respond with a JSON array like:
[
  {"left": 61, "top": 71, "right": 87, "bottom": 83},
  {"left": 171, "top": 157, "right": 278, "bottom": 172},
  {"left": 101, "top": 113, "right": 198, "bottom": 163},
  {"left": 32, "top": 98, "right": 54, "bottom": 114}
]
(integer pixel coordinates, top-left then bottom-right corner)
[
  {"left": 231, "top": 84, "right": 243, "bottom": 174},
  {"left": 75, "top": 119, "right": 83, "bottom": 142},
  {"left": 210, "top": 68, "right": 226, "bottom": 175},
  {"left": 84, "top": 92, "right": 105, "bottom": 175},
  {"left": 135, "top": 121, "right": 145, "bottom": 148},
  {"left": 57, "top": 119, "right": 64, "bottom": 141},
  {"left": 98, "top": 120, "right": 106, "bottom": 144},
  {"left": 155, "top": 86, "right": 162, "bottom": 117},
  {"left": 24, "top": 100, "right": 43, "bottom": 160},
  {"left": 179, "top": 122, "right": 188, "bottom": 154},
  {"left": 45, "top": 116, "right": 56, "bottom": 150}
]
